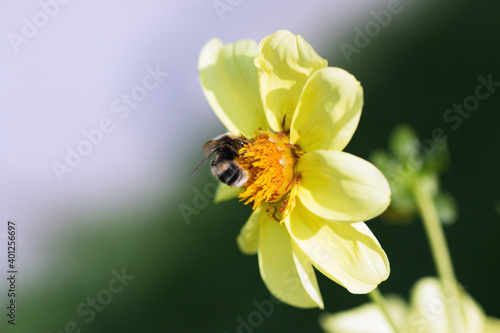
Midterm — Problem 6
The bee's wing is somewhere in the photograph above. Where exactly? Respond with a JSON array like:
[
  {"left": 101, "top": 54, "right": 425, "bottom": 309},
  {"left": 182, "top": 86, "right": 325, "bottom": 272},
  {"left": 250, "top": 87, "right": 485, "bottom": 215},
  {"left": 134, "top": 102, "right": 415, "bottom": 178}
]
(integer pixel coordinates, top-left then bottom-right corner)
[{"left": 202, "top": 140, "right": 219, "bottom": 156}]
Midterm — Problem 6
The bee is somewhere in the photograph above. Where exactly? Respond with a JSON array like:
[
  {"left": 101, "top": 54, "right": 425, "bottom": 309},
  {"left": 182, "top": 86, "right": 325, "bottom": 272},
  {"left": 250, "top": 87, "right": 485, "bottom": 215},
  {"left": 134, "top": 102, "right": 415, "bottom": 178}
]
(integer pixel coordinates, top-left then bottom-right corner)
[{"left": 190, "top": 133, "right": 251, "bottom": 187}]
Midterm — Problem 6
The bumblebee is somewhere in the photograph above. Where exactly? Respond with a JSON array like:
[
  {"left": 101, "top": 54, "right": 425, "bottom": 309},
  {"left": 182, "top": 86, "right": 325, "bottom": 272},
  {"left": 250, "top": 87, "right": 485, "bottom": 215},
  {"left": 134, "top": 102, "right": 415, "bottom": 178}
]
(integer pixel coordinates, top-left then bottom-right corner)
[{"left": 190, "top": 133, "right": 250, "bottom": 187}]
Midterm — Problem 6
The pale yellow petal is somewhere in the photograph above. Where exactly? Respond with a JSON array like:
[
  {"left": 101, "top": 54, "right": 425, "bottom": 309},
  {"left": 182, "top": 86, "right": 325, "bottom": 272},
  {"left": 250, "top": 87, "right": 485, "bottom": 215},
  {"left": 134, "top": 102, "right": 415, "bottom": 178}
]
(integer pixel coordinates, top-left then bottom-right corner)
[
  {"left": 483, "top": 317, "right": 500, "bottom": 333},
  {"left": 290, "top": 241, "right": 324, "bottom": 309},
  {"left": 285, "top": 200, "right": 390, "bottom": 294},
  {"left": 461, "top": 294, "right": 486, "bottom": 333},
  {"left": 409, "top": 278, "right": 451, "bottom": 333},
  {"left": 409, "top": 277, "right": 485, "bottom": 333},
  {"left": 255, "top": 30, "right": 327, "bottom": 132},
  {"left": 236, "top": 206, "right": 261, "bottom": 255},
  {"left": 258, "top": 210, "right": 323, "bottom": 308},
  {"left": 290, "top": 67, "right": 363, "bottom": 152},
  {"left": 214, "top": 183, "right": 243, "bottom": 203},
  {"left": 199, "top": 38, "right": 267, "bottom": 137},
  {"left": 297, "top": 150, "right": 391, "bottom": 223},
  {"left": 320, "top": 295, "right": 407, "bottom": 333}
]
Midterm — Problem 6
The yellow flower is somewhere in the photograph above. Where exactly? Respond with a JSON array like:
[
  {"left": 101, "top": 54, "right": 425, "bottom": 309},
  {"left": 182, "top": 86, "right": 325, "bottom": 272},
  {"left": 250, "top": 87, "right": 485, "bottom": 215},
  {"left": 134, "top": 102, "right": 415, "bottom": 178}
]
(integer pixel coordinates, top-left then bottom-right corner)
[
  {"left": 320, "top": 277, "right": 500, "bottom": 333},
  {"left": 198, "top": 30, "right": 391, "bottom": 309}
]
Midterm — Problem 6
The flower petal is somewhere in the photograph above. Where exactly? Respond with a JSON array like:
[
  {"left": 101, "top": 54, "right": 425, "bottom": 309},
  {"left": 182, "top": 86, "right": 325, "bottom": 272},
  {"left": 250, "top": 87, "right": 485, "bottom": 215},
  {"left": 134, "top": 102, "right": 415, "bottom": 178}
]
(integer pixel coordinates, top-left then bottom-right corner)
[
  {"left": 290, "top": 67, "right": 363, "bottom": 152},
  {"left": 409, "top": 277, "right": 485, "bottom": 333},
  {"left": 285, "top": 200, "right": 390, "bottom": 294},
  {"left": 199, "top": 38, "right": 268, "bottom": 137},
  {"left": 255, "top": 30, "right": 327, "bottom": 132},
  {"left": 320, "top": 295, "right": 407, "bottom": 333},
  {"left": 484, "top": 317, "right": 500, "bottom": 333},
  {"left": 214, "top": 183, "right": 243, "bottom": 203},
  {"left": 258, "top": 209, "right": 323, "bottom": 308},
  {"left": 236, "top": 206, "right": 261, "bottom": 255},
  {"left": 297, "top": 150, "right": 391, "bottom": 223},
  {"left": 290, "top": 241, "right": 324, "bottom": 309}
]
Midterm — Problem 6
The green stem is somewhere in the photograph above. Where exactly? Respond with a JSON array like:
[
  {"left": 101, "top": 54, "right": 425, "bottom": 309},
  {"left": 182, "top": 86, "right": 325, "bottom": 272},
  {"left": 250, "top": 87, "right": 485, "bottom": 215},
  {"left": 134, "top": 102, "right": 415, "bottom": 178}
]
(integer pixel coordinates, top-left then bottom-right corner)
[
  {"left": 413, "top": 178, "right": 464, "bottom": 333},
  {"left": 368, "top": 288, "right": 400, "bottom": 333}
]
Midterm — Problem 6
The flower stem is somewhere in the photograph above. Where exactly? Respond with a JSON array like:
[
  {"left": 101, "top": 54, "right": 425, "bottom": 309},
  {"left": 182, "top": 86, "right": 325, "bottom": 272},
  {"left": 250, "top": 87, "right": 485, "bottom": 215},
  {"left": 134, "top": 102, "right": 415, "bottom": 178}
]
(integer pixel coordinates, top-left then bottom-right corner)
[
  {"left": 413, "top": 178, "right": 464, "bottom": 333},
  {"left": 368, "top": 288, "right": 400, "bottom": 333}
]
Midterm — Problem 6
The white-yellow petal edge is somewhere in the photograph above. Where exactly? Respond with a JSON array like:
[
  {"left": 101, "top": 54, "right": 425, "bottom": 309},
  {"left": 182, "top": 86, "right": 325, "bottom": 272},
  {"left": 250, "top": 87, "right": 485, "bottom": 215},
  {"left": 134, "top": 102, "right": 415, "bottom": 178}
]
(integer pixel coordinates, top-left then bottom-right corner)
[
  {"left": 319, "top": 295, "right": 407, "bottom": 333},
  {"left": 286, "top": 200, "right": 390, "bottom": 294},
  {"left": 409, "top": 277, "right": 485, "bottom": 333},
  {"left": 290, "top": 67, "right": 363, "bottom": 152},
  {"left": 258, "top": 209, "right": 323, "bottom": 309},
  {"left": 255, "top": 30, "right": 327, "bottom": 132},
  {"left": 484, "top": 317, "right": 500, "bottom": 333},
  {"left": 199, "top": 38, "right": 268, "bottom": 138},
  {"left": 297, "top": 150, "right": 391, "bottom": 223}
]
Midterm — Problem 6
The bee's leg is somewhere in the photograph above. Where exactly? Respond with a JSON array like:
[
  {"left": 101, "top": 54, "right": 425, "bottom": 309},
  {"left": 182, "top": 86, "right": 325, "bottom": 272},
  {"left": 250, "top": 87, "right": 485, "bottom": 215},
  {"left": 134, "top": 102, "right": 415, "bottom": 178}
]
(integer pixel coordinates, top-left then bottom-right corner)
[
  {"left": 238, "top": 138, "right": 254, "bottom": 156},
  {"left": 244, "top": 138, "right": 254, "bottom": 146}
]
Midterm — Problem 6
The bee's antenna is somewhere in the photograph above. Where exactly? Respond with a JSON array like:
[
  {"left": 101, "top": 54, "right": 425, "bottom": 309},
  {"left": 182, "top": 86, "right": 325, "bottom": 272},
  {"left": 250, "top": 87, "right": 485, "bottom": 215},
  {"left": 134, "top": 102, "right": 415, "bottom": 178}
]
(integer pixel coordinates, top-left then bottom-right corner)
[{"left": 189, "top": 154, "right": 213, "bottom": 178}]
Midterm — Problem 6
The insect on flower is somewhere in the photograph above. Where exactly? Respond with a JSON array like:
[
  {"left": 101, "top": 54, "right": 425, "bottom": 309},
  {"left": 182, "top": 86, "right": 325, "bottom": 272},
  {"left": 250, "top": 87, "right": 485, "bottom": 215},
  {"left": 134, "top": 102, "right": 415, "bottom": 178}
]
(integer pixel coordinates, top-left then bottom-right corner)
[
  {"left": 193, "top": 30, "right": 392, "bottom": 309},
  {"left": 190, "top": 133, "right": 252, "bottom": 187}
]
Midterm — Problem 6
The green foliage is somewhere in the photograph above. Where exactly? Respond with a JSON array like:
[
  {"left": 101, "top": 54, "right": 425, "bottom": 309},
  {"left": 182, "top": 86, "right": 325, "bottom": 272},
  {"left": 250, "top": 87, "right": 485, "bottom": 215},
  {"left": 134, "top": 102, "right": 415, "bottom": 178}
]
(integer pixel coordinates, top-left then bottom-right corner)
[{"left": 371, "top": 124, "right": 458, "bottom": 225}]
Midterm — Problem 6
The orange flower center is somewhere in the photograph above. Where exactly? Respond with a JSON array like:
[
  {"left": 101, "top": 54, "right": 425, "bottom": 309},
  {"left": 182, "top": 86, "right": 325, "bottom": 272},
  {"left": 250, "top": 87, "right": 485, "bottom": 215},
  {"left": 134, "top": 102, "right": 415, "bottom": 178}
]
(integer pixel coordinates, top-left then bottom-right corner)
[{"left": 237, "top": 131, "right": 298, "bottom": 210}]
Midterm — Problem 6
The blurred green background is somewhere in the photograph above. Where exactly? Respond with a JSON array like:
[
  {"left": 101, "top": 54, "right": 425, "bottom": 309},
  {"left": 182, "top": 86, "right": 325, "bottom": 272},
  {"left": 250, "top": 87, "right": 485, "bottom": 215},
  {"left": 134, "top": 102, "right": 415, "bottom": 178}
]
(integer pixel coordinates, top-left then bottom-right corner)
[{"left": 4, "top": 0, "right": 500, "bottom": 332}]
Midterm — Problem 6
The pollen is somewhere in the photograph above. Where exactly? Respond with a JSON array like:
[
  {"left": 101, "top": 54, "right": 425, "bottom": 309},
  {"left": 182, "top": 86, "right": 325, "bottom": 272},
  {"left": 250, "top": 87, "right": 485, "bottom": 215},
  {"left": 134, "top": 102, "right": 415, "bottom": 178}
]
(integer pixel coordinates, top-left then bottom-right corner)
[{"left": 238, "top": 131, "right": 297, "bottom": 210}]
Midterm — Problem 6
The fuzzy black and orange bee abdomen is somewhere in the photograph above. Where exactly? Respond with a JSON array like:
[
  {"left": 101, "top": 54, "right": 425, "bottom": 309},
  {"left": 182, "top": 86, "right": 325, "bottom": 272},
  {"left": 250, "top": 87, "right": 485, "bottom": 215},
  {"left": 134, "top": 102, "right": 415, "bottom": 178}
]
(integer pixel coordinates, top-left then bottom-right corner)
[{"left": 211, "top": 158, "right": 248, "bottom": 187}]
